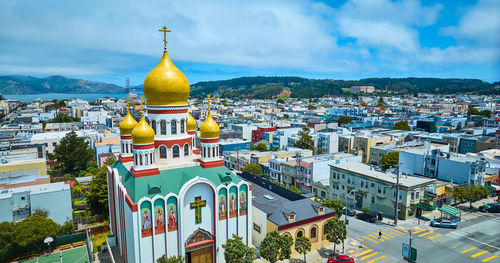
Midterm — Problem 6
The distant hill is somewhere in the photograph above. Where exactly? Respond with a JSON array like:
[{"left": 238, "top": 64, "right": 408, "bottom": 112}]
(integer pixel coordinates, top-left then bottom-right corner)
[
  {"left": 0, "top": 75, "right": 127, "bottom": 94},
  {"left": 191, "top": 76, "right": 498, "bottom": 98}
]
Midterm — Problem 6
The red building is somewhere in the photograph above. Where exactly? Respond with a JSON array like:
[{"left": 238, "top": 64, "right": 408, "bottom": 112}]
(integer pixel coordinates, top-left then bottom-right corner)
[{"left": 251, "top": 125, "right": 292, "bottom": 143}]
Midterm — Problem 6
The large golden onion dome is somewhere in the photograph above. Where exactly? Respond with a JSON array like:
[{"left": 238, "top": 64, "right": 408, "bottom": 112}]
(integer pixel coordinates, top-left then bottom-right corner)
[
  {"left": 131, "top": 114, "right": 155, "bottom": 145},
  {"left": 199, "top": 112, "right": 220, "bottom": 139},
  {"left": 143, "top": 51, "right": 190, "bottom": 106},
  {"left": 187, "top": 111, "right": 196, "bottom": 132},
  {"left": 119, "top": 110, "right": 138, "bottom": 135}
]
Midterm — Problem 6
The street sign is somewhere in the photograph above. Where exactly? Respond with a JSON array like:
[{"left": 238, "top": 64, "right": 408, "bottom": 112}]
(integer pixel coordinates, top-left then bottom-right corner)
[
  {"left": 402, "top": 243, "right": 409, "bottom": 258},
  {"left": 424, "top": 191, "right": 436, "bottom": 199}
]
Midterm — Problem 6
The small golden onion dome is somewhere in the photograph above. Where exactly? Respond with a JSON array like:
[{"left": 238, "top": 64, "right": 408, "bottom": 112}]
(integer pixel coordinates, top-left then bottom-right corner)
[
  {"left": 199, "top": 112, "right": 220, "bottom": 139},
  {"left": 131, "top": 114, "right": 155, "bottom": 145},
  {"left": 143, "top": 51, "right": 190, "bottom": 106},
  {"left": 119, "top": 110, "right": 138, "bottom": 135},
  {"left": 187, "top": 111, "right": 196, "bottom": 132}
]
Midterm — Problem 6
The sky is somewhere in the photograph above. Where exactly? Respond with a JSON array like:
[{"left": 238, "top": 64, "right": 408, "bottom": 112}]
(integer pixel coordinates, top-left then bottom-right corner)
[{"left": 0, "top": 0, "right": 499, "bottom": 86}]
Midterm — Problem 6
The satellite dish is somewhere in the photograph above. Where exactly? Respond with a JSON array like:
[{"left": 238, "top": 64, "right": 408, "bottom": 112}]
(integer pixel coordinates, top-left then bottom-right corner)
[{"left": 44, "top": 237, "right": 53, "bottom": 244}]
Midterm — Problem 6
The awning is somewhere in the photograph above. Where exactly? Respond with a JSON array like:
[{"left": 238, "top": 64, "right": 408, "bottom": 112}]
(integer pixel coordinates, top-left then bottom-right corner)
[
  {"left": 439, "top": 205, "right": 461, "bottom": 216},
  {"left": 416, "top": 202, "right": 436, "bottom": 211}
]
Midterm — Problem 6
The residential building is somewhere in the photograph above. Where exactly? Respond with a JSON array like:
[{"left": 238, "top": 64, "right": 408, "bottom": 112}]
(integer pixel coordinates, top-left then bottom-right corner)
[{"left": 353, "top": 134, "right": 393, "bottom": 163}]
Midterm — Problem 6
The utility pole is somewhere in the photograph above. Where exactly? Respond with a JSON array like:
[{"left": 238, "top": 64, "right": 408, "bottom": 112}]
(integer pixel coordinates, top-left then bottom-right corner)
[
  {"left": 394, "top": 166, "right": 400, "bottom": 226},
  {"left": 407, "top": 230, "right": 416, "bottom": 263}
]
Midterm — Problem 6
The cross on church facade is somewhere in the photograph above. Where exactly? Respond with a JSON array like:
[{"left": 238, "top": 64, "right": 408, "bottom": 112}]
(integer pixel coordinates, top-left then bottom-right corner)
[
  {"left": 159, "top": 26, "right": 171, "bottom": 51},
  {"left": 190, "top": 196, "right": 206, "bottom": 224}
]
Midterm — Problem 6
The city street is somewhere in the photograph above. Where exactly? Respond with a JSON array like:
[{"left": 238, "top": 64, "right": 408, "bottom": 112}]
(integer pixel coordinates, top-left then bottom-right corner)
[{"left": 343, "top": 210, "right": 500, "bottom": 263}]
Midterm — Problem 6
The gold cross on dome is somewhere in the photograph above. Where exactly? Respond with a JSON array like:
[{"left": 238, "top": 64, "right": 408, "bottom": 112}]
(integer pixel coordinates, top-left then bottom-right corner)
[
  {"left": 138, "top": 95, "right": 147, "bottom": 111},
  {"left": 159, "top": 26, "right": 171, "bottom": 51},
  {"left": 123, "top": 94, "right": 131, "bottom": 108},
  {"left": 205, "top": 94, "right": 212, "bottom": 112}
]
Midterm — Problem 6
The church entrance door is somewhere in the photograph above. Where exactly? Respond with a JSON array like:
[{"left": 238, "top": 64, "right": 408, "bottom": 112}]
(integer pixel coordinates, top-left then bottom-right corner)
[{"left": 186, "top": 245, "right": 213, "bottom": 263}]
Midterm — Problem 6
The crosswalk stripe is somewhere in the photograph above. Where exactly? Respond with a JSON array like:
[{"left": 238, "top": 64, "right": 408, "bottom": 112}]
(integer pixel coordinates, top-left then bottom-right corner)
[
  {"left": 360, "top": 252, "right": 379, "bottom": 261},
  {"left": 358, "top": 238, "right": 364, "bottom": 242},
  {"left": 348, "top": 249, "right": 355, "bottom": 254},
  {"left": 397, "top": 226, "right": 405, "bottom": 230},
  {"left": 367, "top": 255, "right": 387, "bottom": 263},
  {"left": 363, "top": 236, "right": 379, "bottom": 244},
  {"left": 428, "top": 233, "right": 442, "bottom": 240},
  {"left": 412, "top": 229, "right": 427, "bottom": 234},
  {"left": 461, "top": 247, "right": 477, "bottom": 253},
  {"left": 368, "top": 234, "right": 384, "bottom": 241},
  {"left": 386, "top": 227, "right": 405, "bottom": 234},
  {"left": 350, "top": 241, "right": 357, "bottom": 246},
  {"left": 482, "top": 255, "right": 499, "bottom": 262},
  {"left": 418, "top": 230, "right": 434, "bottom": 237},
  {"left": 414, "top": 226, "right": 421, "bottom": 230},
  {"left": 353, "top": 249, "right": 373, "bottom": 257},
  {"left": 471, "top": 250, "right": 488, "bottom": 258},
  {"left": 372, "top": 232, "right": 390, "bottom": 240},
  {"left": 381, "top": 231, "right": 395, "bottom": 238}
]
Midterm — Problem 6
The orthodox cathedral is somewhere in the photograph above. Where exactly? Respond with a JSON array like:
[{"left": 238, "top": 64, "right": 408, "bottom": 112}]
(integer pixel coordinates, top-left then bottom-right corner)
[{"left": 107, "top": 27, "right": 252, "bottom": 263}]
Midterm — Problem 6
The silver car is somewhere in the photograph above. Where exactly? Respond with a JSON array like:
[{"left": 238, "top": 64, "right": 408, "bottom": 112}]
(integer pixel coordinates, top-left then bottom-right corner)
[{"left": 430, "top": 219, "right": 458, "bottom": 229}]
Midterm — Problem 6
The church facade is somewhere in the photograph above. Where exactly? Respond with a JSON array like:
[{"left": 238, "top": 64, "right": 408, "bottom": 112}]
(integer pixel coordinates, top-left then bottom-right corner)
[{"left": 107, "top": 27, "right": 252, "bottom": 263}]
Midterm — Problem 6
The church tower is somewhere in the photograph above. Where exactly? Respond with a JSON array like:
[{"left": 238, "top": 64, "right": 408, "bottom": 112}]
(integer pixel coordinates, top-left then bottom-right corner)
[{"left": 107, "top": 26, "right": 251, "bottom": 263}]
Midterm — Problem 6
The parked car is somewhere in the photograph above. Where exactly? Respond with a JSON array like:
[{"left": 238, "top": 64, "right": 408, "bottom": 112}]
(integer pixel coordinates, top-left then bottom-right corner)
[
  {"left": 430, "top": 219, "right": 458, "bottom": 229},
  {"left": 328, "top": 255, "right": 355, "bottom": 263},
  {"left": 343, "top": 208, "right": 356, "bottom": 216},
  {"left": 355, "top": 212, "right": 377, "bottom": 223},
  {"left": 479, "top": 203, "right": 500, "bottom": 213}
]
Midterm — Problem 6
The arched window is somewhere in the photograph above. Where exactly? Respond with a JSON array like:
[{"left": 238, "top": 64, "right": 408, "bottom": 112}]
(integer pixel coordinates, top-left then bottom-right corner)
[
  {"left": 151, "top": 120, "right": 156, "bottom": 134},
  {"left": 145, "top": 154, "right": 148, "bottom": 165},
  {"left": 212, "top": 147, "right": 216, "bottom": 158},
  {"left": 140, "top": 154, "right": 143, "bottom": 165},
  {"left": 150, "top": 153, "right": 153, "bottom": 164},
  {"left": 203, "top": 147, "right": 206, "bottom": 158},
  {"left": 171, "top": 120, "right": 177, "bottom": 135},
  {"left": 181, "top": 119, "right": 185, "bottom": 133},
  {"left": 160, "top": 146, "right": 167, "bottom": 159},
  {"left": 145, "top": 117, "right": 149, "bottom": 125},
  {"left": 297, "top": 230, "right": 303, "bottom": 238},
  {"left": 173, "top": 145, "right": 180, "bottom": 158},
  {"left": 121, "top": 144, "right": 124, "bottom": 153},
  {"left": 160, "top": 120, "right": 166, "bottom": 135},
  {"left": 184, "top": 144, "right": 189, "bottom": 156},
  {"left": 311, "top": 226, "right": 317, "bottom": 239}
]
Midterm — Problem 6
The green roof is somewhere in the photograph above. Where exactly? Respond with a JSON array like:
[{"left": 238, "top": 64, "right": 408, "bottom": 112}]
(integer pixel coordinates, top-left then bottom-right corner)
[
  {"left": 438, "top": 205, "right": 461, "bottom": 216},
  {"left": 112, "top": 161, "right": 242, "bottom": 203},
  {"left": 416, "top": 202, "right": 436, "bottom": 211}
]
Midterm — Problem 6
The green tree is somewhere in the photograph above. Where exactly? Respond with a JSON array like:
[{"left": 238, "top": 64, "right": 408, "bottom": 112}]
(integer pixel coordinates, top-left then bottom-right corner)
[
  {"left": 87, "top": 168, "right": 109, "bottom": 217},
  {"left": 362, "top": 207, "right": 370, "bottom": 213},
  {"left": 0, "top": 222, "right": 17, "bottom": 261},
  {"left": 294, "top": 236, "right": 312, "bottom": 263},
  {"left": 479, "top": 110, "right": 492, "bottom": 118},
  {"left": 52, "top": 131, "right": 94, "bottom": 174},
  {"left": 222, "top": 234, "right": 254, "bottom": 263},
  {"left": 59, "top": 220, "right": 75, "bottom": 235},
  {"left": 260, "top": 231, "right": 293, "bottom": 263},
  {"left": 103, "top": 156, "right": 116, "bottom": 166},
  {"left": 376, "top": 97, "right": 386, "bottom": 109},
  {"left": 467, "top": 107, "right": 480, "bottom": 116},
  {"left": 324, "top": 217, "right": 347, "bottom": 255},
  {"left": 452, "top": 184, "right": 490, "bottom": 208},
  {"left": 360, "top": 102, "right": 368, "bottom": 106},
  {"left": 320, "top": 199, "right": 344, "bottom": 217},
  {"left": 286, "top": 185, "right": 302, "bottom": 194},
  {"left": 255, "top": 143, "right": 268, "bottom": 152},
  {"left": 337, "top": 116, "right": 352, "bottom": 125},
  {"left": 277, "top": 98, "right": 285, "bottom": 104},
  {"left": 49, "top": 113, "right": 73, "bottom": 123},
  {"left": 308, "top": 104, "right": 317, "bottom": 110},
  {"left": 33, "top": 208, "right": 49, "bottom": 218},
  {"left": 242, "top": 163, "right": 263, "bottom": 176},
  {"left": 157, "top": 255, "right": 184, "bottom": 263},
  {"left": 392, "top": 121, "right": 410, "bottom": 131},
  {"left": 381, "top": 152, "right": 399, "bottom": 171},
  {"left": 16, "top": 215, "right": 60, "bottom": 253},
  {"left": 294, "top": 127, "right": 315, "bottom": 152}
]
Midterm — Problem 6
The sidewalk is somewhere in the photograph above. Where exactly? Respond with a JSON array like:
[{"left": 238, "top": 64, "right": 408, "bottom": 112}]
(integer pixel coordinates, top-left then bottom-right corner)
[{"left": 253, "top": 237, "right": 363, "bottom": 263}]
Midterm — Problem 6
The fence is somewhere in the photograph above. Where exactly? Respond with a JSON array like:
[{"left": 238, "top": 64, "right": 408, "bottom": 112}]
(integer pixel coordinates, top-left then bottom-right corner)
[{"left": 54, "top": 232, "right": 87, "bottom": 246}]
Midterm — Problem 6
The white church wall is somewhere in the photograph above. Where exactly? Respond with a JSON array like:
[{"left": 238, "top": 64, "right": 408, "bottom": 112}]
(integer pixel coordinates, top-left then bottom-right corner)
[
  {"left": 124, "top": 198, "right": 138, "bottom": 263},
  {"left": 179, "top": 179, "right": 216, "bottom": 258},
  {"left": 216, "top": 186, "right": 228, "bottom": 263}
]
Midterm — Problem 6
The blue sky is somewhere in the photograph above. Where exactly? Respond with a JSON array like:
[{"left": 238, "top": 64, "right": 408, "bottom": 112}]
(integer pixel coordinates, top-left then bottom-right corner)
[{"left": 0, "top": 0, "right": 499, "bottom": 86}]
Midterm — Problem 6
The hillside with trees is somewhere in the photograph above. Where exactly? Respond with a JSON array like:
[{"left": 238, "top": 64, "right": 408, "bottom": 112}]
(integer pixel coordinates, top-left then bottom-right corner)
[{"left": 190, "top": 76, "right": 497, "bottom": 99}]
